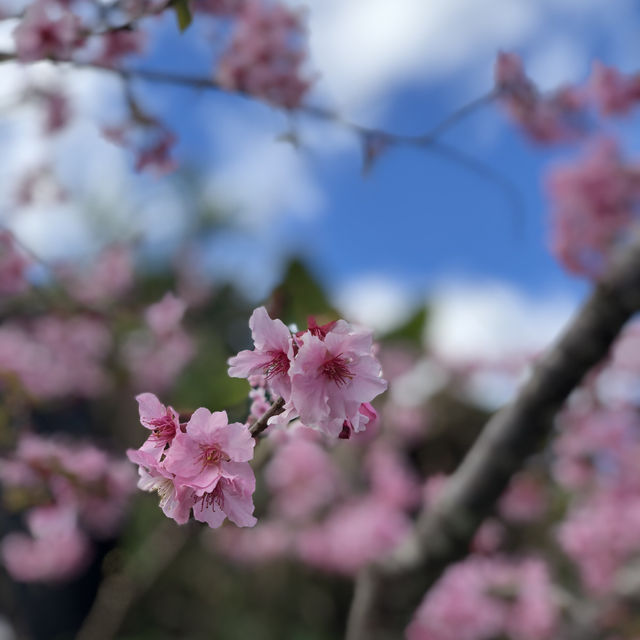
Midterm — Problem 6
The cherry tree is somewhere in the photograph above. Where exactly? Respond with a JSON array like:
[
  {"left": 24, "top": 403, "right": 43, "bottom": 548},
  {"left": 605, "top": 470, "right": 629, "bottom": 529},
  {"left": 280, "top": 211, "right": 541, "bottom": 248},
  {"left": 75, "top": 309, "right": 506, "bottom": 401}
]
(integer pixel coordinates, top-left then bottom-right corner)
[{"left": 1, "top": 2, "right": 640, "bottom": 640}]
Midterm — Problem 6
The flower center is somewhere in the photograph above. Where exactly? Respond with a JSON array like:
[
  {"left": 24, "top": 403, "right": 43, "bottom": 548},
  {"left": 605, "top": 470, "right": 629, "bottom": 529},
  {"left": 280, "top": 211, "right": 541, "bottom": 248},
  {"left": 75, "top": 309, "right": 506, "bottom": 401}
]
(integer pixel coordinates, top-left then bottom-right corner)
[
  {"left": 320, "top": 354, "right": 354, "bottom": 387},
  {"left": 199, "top": 444, "right": 226, "bottom": 467},
  {"left": 197, "top": 483, "right": 225, "bottom": 511},
  {"left": 264, "top": 349, "right": 289, "bottom": 379},
  {"left": 149, "top": 413, "right": 176, "bottom": 444}
]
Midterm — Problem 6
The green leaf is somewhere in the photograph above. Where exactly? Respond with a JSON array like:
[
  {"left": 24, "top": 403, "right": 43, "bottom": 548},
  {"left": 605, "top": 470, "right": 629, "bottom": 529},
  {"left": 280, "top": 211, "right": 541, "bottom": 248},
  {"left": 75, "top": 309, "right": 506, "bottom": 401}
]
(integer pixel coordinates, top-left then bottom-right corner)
[
  {"left": 172, "top": 0, "right": 192, "bottom": 31},
  {"left": 382, "top": 305, "right": 429, "bottom": 345}
]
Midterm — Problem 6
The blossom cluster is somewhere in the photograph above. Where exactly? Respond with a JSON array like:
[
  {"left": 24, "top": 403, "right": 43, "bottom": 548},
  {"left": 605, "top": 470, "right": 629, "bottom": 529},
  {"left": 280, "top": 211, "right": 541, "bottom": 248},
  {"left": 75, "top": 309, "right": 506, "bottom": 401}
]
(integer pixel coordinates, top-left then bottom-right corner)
[
  {"left": 228, "top": 307, "right": 387, "bottom": 438},
  {"left": 217, "top": 1, "right": 311, "bottom": 109},
  {"left": 0, "top": 433, "right": 135, "bottom": 582},
  {"left": 127, "top": 307, "right": 388, "bottom": 533},
  {"left": 6, "top": 0, "right": 312, "bottom": 174},
  {"left": 494, "top": 53, "right": 640, "bottom": 278},
  {"left": 127, "top": 393, "right": 257, "bottom": 528},
  {"left": 547, "top": 138, "right": 640, "bottom": 276}
]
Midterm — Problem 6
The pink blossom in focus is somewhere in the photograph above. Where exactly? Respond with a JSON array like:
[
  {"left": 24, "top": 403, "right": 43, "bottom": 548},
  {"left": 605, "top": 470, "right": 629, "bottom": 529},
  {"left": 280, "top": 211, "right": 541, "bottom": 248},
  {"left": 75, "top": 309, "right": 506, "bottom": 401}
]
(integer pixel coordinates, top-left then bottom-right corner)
[
  {"left": 163, "top": 408, "right": 254, "bottom": 491},
  {"left": 129, "top": 406, "right": 257, "bottom": 528},
  {"left": 127, "top": 448, "right": 194, "bottom": 524},
  {"left": 228, "top": 306, "right": 294, "bottom": 401},
  {"left": 289, "top": 321, "right": 387, "bottom": 437},
  {"left": 136, "top": 392, "right": 180, "bottom": 454}
]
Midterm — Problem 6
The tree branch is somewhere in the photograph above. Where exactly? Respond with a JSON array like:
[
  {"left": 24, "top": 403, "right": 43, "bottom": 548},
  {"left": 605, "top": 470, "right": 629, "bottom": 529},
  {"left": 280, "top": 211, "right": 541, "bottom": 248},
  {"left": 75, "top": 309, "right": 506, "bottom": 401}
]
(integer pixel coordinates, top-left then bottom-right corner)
[
  {"left": 250, "top": 396, "right": 285, "bottom": 438},
  {"left": 345, "top": 230, "right": 640, "bottom": 640}
]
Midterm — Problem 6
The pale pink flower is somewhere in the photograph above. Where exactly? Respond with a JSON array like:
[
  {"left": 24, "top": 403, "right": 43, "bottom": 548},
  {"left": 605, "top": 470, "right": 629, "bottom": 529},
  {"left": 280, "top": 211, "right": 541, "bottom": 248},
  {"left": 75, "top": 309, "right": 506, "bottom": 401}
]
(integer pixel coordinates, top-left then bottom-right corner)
[
  {"left": 163, "top": 408, "right": 254, "bottom": 491},
  {"left": 191, "top": 460, "right": 257, "bottom": 528},
  {"left": 136, "top": 392, "right": 180, "bottom": 453},
  {"left": 127, "top": 448, "right": 193, "bottom": 525},
  {"left": 289, "top": 322, "right": 387, "bottom": 437},
  {"left": 228, "top": 306, "right": 294, "bottom": 400},
  {"left": 1, "top": 505, "right": 90, "bottom": 583}
]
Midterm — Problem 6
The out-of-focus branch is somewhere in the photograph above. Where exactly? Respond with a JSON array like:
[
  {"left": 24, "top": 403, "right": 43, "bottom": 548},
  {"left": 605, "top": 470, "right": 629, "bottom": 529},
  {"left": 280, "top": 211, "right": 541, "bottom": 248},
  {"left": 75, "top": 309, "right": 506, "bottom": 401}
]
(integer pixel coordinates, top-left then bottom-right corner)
[
  {"left": 76, "top": 519, "right": 194, "bottom": 640},
  {"left": 345, "top": 229, "right": 640, "bottom": 640},
  {"left": 0, "top": 51, "right": 518, "bottom": 216}
]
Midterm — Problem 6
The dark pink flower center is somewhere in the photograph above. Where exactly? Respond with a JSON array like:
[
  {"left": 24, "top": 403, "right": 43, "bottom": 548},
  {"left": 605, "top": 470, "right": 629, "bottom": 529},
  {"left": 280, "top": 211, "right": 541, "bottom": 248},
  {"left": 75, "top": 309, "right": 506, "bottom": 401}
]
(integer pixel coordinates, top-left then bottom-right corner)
[
  {"left": 199, "top": 444, "right": 226, "bottom": 467},
  {"left": 320, "top": 354, "right": 354, "bottom": 387},
  {"left": 149, "top": 414, "right": 176, "bottom": 444},
  {"left": 196, "top": 483, "right": 225, "bottom": 511},
  {"left": 264, "top": 349, "right": 289, "bottom": 379}
]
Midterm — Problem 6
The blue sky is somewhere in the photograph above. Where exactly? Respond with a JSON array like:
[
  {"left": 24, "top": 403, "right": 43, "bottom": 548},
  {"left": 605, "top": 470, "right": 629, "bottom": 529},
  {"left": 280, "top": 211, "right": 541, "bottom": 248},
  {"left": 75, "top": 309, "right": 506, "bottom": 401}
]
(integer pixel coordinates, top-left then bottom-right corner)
[{"left": 2, "top": 0, "right": 640, "bottom": 332}]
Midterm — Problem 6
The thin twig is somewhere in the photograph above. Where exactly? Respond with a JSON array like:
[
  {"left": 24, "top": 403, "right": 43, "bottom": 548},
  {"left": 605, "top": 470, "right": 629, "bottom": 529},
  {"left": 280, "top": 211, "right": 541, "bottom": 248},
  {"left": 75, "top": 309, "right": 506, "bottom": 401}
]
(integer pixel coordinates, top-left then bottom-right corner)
[
  {"left": 250, "top": 396, "right": 285, "bottom": 437},
  {"left": 345, "top": 228, "right": 640, "bottom": 640},
  {"left": 0, "top": 52, "right": 519, "bottom": 220}
]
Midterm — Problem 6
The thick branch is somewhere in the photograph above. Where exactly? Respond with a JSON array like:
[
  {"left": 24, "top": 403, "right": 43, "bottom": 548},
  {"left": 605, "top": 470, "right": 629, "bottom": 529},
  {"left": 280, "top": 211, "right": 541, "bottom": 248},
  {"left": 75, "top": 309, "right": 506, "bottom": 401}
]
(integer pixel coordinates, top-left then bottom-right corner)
[{"left": 346, "top": 231, "right": 640, "bottom": 640}]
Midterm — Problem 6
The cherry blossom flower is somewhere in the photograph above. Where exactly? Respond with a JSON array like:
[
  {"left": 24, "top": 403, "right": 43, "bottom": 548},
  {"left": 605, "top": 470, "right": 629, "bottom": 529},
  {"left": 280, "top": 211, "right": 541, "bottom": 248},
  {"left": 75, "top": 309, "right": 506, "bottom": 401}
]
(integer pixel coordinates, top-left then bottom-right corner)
[
  {"left": 289, "top": 322, "right": 387, "bottom": 437},
  {"left": 128, "top": 448, "right": 194, "bottom": 525},
  {"left": 136, "top": 392, "right": 181, "bottom": 454},
  {"left": 228, "top": 306, "right": 294, "bottom": 400},
  {"left": 129, "top": 404, "right": 257, "bottom": 528},
  {"left": 163, "top": 408, "right": 254, "bottom": 491}
]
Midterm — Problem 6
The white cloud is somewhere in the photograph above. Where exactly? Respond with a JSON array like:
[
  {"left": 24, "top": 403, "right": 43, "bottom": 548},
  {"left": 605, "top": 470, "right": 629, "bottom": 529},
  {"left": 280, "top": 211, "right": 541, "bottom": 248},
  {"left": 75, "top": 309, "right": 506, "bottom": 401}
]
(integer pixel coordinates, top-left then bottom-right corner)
[
  {"left": 203, "top": 106, "right": 323, "bottom": 227},
  {"left": 333, "top": 274, "right": 415, "bottom": 333},
  {"left": 428, "top": 280, "right": 577, "bottom": 364}
]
